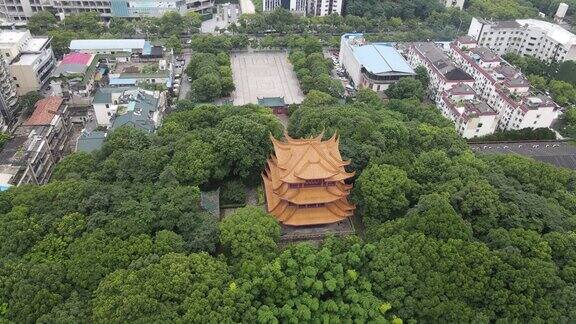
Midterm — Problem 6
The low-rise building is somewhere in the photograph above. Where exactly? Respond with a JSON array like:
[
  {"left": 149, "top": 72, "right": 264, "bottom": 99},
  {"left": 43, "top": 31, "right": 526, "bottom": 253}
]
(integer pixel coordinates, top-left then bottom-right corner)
[
  {"left": 69, "top": 39, "right": 148, "bottom": 55},
  {"left": 467, "top": 17, "right": 576, "bottom": 62},
  {"left": 0, "top": 96, "right": 70, "bottom": 187},
  {"left": 339, "top": 33, "right": 415, "bottom": 92},
  {"left": 92, "top": 86, "right": 166, "bottom": 128},
  {"left": 0, "top": 30, "right": 56, "bottom": 96},
  {"left": 450, "top": 40, "right": 558, "bottom": 131},
  {"left": 51, "top": 52, "right": 98, "bottom": 99},
  {"left": 78, "top": 87, "right": 166, "bottom": 152}
]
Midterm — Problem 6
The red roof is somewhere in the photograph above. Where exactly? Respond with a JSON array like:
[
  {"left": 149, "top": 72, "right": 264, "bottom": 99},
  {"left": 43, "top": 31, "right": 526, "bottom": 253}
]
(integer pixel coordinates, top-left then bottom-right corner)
[
  {"left": 24, "top": 96, "right": 64, "bottom": 126},
  {"left": 61, "top": 52, "right": 92, "bottom": 65}
]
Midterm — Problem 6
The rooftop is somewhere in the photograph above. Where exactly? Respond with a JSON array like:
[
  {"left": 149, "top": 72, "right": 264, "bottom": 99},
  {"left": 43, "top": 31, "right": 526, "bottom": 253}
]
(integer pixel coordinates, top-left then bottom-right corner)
[
  {"left": 110, "top": 89, "right": 160, "bottom": 133},
  {"left": 258, "top": 97, "right": 286, "bottom": 107},
  {"left": 447, "top": 83, "right": 475, "bottom": 95},
  {"left": 76, "top": 131, "right": 106, "bottom": 153},
  {"left": 0, "top": 30, "right": 28, "bottom": 48},
  {"left": 10, "top": 53, "right": 41, "bottom": 66},
  {"left": 61, "top": 52, "right": 93, "bottom": 65},
  {"left": 493, "top": 20, "right": 521, "bottom": 29},
  {"left": 52, "top": 53, "right": 95, "bottom": 76},
  {"left": 464, "top": 100, "right": 497, "bottom": 115},
  {"left": 92, "top": 86, "right": 137, "bottom": 104},
  {"left": 69, "top": 39, "right": 147, "bottom": 51},
  {"left": 413, "top": 42, "right": 473, "bottom": 81},
  {"left": 456, "top": 35, "right": 477, "bottom": 44},
  {"left": 517, "top": 19, "right": 576, "bottom": 47},
  {"left": 470, "top": 47, "right": 500, "bottom": 62},
  {"left": 24, "top": 96, "right": 64, "bottom": 126}
]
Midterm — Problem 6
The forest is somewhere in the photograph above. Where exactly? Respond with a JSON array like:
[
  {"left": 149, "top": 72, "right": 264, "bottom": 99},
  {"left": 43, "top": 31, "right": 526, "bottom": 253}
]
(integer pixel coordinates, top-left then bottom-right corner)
[{"left": 1, "top": 88, "right": 575, "bottom": 322}]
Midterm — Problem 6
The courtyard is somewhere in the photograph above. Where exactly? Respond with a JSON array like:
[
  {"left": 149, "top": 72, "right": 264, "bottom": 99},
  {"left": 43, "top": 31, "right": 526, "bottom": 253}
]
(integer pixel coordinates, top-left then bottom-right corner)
[{"left": 230, "top": 51, "right": 304, "bottom": 106}]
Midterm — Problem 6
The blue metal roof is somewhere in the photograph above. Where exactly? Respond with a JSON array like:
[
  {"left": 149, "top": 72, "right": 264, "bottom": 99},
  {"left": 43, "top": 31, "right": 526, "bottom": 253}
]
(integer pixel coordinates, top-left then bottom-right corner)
[
  {"left": 109, "top": 78, "right": 137, "bottom": 86},
  {"left": 142, "top": 41, "right": 152, "bottom": 56},
  {"left": 350, "top": 40, "right": 415, "bottom": 75}
]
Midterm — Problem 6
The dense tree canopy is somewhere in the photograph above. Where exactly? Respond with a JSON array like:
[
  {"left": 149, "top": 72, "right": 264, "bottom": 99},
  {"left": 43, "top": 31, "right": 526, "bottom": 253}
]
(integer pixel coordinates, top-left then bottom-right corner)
[{"left": 2, "top": 84, "right": 576, "bottom": 322}]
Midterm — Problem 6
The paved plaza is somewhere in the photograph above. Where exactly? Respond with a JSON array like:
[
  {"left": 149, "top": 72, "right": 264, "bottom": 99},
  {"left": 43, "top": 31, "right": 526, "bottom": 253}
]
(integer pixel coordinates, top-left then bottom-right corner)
[{"left": 230, "top": 51, "right": 304, "bottom": 106}]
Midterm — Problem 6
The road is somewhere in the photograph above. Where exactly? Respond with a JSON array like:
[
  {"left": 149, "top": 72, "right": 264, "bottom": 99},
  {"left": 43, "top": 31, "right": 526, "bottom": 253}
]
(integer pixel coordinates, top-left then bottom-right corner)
[{"left": 178, "top": 49, "right": 192, "bottom": 100}]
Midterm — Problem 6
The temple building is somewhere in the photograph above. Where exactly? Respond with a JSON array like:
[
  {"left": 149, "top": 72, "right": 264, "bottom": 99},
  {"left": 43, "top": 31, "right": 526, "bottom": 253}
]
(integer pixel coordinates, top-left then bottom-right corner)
[{"left": 262, "top": 132, "right": 355, "bottom": 226}]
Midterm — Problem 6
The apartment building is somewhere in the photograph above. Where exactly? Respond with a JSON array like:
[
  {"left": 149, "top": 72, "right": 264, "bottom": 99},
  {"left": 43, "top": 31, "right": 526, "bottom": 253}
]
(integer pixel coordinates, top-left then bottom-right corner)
[
  {"left": 467, "top": 17, "right": 576, "bottom": 61},
  {"left": 0, "top": 96, "right": 70, "bottom": 188},
  {"left": 0, "top": 0, "right": 53, "bottom": 21},
  {"left": 407, "top": 42, "right": 498, "bottom": 138},
  {"left": 438, "top": 84, "right": 498, "bottom": 138},
  {"left": 263, "top": 0, "right": 342, "bottom": 16},
  {"left": 0, "top": 58, "right": 18, "bottom": 129},
  {"left": 340, "top": 33, "right": 415, "bottom": 92},
  {"left": 0, "top": 0, "right": 213, "bottom": 21},
  {"left": 407, "top": 42, "right": 474, "bottom": 96},
  {"left": 407, "top": 37, "right": 558, "bottom": 138},
  {"left": 449, "top": 39, "right": 557, "bottom": 131},
  {"left": 0, "top": 30, "right": 56, "bottom": 95}
]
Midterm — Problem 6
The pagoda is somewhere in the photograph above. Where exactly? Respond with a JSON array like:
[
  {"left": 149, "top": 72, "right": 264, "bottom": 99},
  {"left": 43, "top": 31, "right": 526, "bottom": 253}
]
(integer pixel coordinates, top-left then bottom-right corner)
[{"left": 262, "top": 131, "right": 355, "bottom": 226}]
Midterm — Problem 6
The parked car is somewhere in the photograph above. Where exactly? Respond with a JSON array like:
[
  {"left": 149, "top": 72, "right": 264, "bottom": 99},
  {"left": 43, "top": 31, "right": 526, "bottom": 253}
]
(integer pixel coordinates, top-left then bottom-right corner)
[{"left": 188, "top": 76, "right": 192, "bottom": 82}]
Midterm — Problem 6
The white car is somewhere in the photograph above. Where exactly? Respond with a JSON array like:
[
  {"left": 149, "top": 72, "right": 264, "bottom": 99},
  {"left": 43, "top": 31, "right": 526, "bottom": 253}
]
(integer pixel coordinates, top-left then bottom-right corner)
[{"left": 188, "top": 76, "right": 192, "bottom": 82}]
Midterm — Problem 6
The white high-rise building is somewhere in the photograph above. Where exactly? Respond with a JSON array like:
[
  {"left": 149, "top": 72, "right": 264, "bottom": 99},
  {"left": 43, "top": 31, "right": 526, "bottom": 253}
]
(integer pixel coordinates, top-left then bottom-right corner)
[
  {"left": 263, "top": 0, "right": 342, "bottom": 16},
  {"left": 0, "top": 0, "right": 53, "bottom": 21},
  {"left": 443, "top": 0, "right": 465, "bottom": 10},
  {"left": 467, "top": 17, "right": 576, "bottom": 62},
  {"left": 308, "top": 0, "right": 342, "bottom": 16},
  {"left": 0, "top": 0, "right": 214, "bottom": 21}
]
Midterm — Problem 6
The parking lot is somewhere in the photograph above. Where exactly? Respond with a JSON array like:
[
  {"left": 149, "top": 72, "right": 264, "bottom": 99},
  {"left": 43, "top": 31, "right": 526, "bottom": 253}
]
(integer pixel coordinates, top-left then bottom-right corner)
[
  {"left": 230, "top": 51, "right": 304, "bottom": 106},
  {"left": 470, "top": 140, "right": 576, "bottom": 169}
]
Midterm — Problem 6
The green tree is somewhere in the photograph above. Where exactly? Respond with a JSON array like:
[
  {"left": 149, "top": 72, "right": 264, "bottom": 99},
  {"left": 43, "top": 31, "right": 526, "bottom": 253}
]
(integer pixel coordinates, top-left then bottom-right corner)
[
  {"left": 355, "top": 164, "right": 414, "bottom": 224},
  {"left": 27, "top": 11, "right": 57, "bottom": 35},
  {"left": 549, "top": 80, "right": 576, "bottom": 106},
  {"left": 16, "top": 91, "right": 43, "bottom": 118},
  {"left": 556, "top": 61, "right": 576, "bottom": 85},
  {"left": 385, "top": 78, "right": 425, "bottom": 100},
  {"left": 219, "top": 206, "right": 280, "bottom": 262},
  {"left": 52, "top": 153, "right": 96, "bottom": 180},
  {"left": 190, "top": 73, "right": 222, "bottom": 103},
  {"left": 414, "top": 65, "right": 430, "bottom": 88},
  {"left": 165, "top": 35, "right": 183, "bottom": 54}
]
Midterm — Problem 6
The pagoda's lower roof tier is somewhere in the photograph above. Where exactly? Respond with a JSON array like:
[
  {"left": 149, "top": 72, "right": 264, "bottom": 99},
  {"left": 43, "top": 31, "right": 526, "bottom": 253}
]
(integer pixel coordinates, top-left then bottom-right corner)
[{"left": 276, "top": 203, "right": 355, "bottom": 226}]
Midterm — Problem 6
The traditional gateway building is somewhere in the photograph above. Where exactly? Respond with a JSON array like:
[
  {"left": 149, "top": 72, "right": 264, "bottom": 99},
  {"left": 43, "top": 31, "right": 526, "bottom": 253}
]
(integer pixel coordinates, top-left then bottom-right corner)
[{"left": 262, "top": 132, "right": 355, "bottom": 227}]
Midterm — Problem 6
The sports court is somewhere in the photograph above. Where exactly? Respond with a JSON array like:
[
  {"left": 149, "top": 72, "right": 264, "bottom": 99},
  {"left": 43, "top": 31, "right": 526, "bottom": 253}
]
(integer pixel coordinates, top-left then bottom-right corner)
[{"left": 230, "top": 51, "right": 304, "bottom": 106}]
